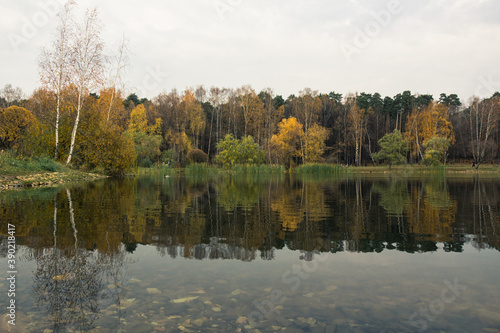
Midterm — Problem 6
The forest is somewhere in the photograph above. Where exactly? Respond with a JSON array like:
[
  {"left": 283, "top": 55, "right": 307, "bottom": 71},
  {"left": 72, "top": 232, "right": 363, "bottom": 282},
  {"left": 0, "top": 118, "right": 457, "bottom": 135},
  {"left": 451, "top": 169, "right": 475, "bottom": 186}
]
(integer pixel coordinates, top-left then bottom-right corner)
[{"left": 1, "top": 4, "right": 500, "bottom": 175}]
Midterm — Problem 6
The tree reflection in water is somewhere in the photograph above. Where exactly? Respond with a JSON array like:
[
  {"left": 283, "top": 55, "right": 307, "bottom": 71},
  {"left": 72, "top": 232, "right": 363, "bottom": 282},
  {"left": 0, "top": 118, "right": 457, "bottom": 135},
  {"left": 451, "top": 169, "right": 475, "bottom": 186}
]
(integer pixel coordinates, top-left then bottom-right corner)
[
  {"left": 0, "top": 175, "right": 499, "bottom": 331},
  {"left": 30, "top": 187, "right": 130, "bottom": 332}
]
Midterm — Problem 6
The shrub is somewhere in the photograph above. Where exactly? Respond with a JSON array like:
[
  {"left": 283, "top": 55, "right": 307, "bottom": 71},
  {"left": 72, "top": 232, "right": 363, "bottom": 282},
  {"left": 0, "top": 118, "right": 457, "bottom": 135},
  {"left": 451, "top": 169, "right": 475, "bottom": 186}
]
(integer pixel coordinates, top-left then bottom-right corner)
[{"left": 187, "top": 149, "right": 209, "bottom": 164}]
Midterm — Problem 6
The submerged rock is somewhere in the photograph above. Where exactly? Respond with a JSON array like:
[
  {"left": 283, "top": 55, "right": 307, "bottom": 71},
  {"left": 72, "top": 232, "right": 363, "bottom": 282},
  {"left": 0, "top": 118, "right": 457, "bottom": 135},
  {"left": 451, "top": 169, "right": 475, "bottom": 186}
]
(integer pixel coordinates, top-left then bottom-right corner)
[
  {"left": 192, "top": 317, "right": 208, "bottom": 326},
  {"left": 171, "top": 296, "right": 199, "bottom": 303},
  {"left": 190, "top": 289, "right": 206, "bottom": 294},
  {"left": 147, "top": 288, "right": 162, "bottom": 294},
  {"left": 231, "top": 289, "right": 243, "bottom": 296}
]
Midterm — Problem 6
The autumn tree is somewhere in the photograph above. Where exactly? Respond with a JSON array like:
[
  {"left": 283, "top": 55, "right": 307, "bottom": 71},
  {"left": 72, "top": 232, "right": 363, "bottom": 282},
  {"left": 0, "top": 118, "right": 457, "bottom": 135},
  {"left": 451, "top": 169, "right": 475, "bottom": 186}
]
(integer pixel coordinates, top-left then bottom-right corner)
[
  {"left": 215, "top": 134, "right": 265, "bottom": 167},
  {"left": 179, "top": 89, "right": 205, "bottom": 148},
  {"left": 72, "top": 92, "right": 135, "bottom": 174},
  {"left": 404, "top": 102, "right": 455, "bottom": 163},
  {"left": 222, "top": 89, "right": 242, "bottom": 137},
  {"left": 258, "top": 88, "right": 284, "bottom": 162},
  {"left": 128, "top": 104, "right": 148, "bottom": 133},
  {"left": 79, "top": 123, "right": 136, "bottom": 175},
  {"left": 38, "top": 1, "right": 74, "bottom": 159},
  {"left": 423, "top": 136, "right": 452, "bottom": 165},
  {"left": 468, "top": 96, "right": 499, "bottom": 168},
  {"left": 165, "top": 131, "right": 192, "bottom": 165},
  {"left": 305, "top": 124, "right": 329, "bottom": 162},
  {"left": 238, "top": 85, "right": 265, "bottom": 141},
  {"left": 207, "top": 86, "right": 228, "bottom": 156},
  {"left": 155, "top": 89, "right": 181, "bottom": 134},
  {"left": 0, "top": 106, "right": 37, "bottom": 149},
  {"left": 97, "top": 88, "right": 127, "bottom": 129},
  {"left": 419, "top": 103, "right": 455, "bottom": 147},
  {"left": 238, "top": 136, "right": 266, "bottom": 165},
  {"left": 292, "top": 88, "right": 322, "bottom": 162},
  {"left": 270, "top": 117, "right": 305, "bottom": 167},
  {"left": 215, "top": 134, "right": 239, "bottom": 167},
  {"left": 346, "top": 93, "right": 365, "bottom": 166},
  {"left": 126, "top": 104, "right": 163, "bottom": 166},
  {"left": 66, "top": 8, "right": 106, "bottom": 165},
  {"left": 156, "top": 89, "right": 205, "bottom": 164}
]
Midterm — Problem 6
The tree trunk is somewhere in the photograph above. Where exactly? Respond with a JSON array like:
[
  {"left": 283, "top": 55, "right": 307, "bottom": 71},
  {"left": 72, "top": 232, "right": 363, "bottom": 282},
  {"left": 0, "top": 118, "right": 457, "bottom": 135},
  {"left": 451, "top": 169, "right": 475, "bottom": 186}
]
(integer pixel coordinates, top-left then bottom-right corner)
[
  {"left": 55, "top": 95, "right": 61, "bottom": 160},
  {"left": 66, "top": 91, "right": 83, "bottom": 165}
]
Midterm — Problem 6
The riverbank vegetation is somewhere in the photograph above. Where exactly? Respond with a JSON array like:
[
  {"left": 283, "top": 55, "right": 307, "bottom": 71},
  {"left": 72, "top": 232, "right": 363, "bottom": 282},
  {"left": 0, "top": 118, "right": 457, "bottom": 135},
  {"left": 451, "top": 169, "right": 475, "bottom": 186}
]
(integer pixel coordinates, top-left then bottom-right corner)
[
  {"left": 0, "top": 150, "right": 105, "bottom": 189},
  {"left": 1, "top": 4, "right": 500, "bottom": 178}
]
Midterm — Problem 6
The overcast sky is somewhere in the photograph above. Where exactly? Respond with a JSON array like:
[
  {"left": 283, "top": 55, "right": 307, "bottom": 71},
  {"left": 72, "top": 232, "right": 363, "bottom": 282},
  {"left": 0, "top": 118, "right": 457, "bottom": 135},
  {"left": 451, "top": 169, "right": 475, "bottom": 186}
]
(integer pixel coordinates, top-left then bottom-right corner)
[{"left": 2, "top": 0, "right": 500, "bottom": 101}]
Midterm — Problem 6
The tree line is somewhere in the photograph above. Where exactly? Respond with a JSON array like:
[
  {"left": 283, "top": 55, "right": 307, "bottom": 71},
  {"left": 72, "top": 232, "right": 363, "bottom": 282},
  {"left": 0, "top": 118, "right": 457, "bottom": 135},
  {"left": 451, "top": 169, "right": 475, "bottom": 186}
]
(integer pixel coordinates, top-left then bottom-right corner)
[{"left": 1, "top": 4, "right": 500, "bottom": 174}]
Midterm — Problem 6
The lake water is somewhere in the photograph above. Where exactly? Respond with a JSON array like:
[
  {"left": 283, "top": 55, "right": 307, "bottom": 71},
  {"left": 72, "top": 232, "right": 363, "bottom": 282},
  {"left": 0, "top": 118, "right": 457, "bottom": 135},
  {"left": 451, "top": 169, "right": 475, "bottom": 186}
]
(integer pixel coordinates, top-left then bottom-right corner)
[{"left": 1, "top": 173, "right": 499, "bottom": 332}]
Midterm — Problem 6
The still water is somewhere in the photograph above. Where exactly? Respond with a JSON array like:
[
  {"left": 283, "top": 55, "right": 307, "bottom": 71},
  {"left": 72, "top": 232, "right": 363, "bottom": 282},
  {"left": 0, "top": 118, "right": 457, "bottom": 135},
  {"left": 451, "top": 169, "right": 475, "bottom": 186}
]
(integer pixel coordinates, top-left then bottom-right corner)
[{"left": 0, "top": 174, "right": 499, "bottom": 332}]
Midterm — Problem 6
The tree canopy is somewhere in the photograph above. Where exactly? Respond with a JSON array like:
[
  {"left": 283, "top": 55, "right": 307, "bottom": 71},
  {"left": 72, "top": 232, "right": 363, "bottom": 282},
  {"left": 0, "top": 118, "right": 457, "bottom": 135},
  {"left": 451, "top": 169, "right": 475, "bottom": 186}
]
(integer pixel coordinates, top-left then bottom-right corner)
[{"left": 373, "top": 130, "right": 408, "bottom": 168}]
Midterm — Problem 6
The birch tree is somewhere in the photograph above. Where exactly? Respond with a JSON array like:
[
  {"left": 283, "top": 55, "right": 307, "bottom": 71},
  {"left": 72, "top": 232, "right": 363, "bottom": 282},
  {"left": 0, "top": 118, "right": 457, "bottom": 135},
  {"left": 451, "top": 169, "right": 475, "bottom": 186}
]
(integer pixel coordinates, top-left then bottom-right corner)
[
  {"left": 469, "top": 96, "right": 499, "bottom": 168},
  {"left": 39, "top": 1, "right": 74, "bottom": 160},
  {"left": 208, "top": 86, "right": 227, "bottom": 156},
  {"left": 66, "top": 8, "right": 106, "bottom": 165},
  {"left": 345, "top": 93, "right": 365, "bottom": 166},
  {"left": 294, "top": 88, "right": 322, "bottom": 162}
]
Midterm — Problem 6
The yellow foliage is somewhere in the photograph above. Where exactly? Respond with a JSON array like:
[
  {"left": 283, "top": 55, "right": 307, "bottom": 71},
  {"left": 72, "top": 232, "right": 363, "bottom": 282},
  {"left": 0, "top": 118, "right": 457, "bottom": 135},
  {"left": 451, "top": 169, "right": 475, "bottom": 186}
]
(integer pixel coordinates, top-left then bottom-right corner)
[
  {"left": 306, "top": 124, "right": 329, "bottom": 162},
  {"left": 81, "top": 124, "right": 136, "bottom": 175},
  {"left": 165, "top": 130, "right": 193, "bottom": 163},
  {"left": 404, "top": 102, "right": 455, "bottom": 160},
  {"left": 127, "top": 103, "right": 163, "bottom": 137},
  {"left": 128, "top": 104, "right": 148, "bottom": 133},
  {"left": 0, "top": 106, "right": 37, "bottom": 149},
  {"left": 270, "top": 117, "right": 304, "bottom": 166},
  {"left": 405, "top": 183, "right": 456, "bottom": 242},
  {"left": 180, "top": 89, "right": 205, "bottom": 142},
  {"left": 149, "top": 118, "right": 163, "bottom": 135},
  {"left": 19, "top": 121, "right": 54, "bottom": 157},
  {"left": 239, "top": 87, "right": 265, "bottom": 140}
]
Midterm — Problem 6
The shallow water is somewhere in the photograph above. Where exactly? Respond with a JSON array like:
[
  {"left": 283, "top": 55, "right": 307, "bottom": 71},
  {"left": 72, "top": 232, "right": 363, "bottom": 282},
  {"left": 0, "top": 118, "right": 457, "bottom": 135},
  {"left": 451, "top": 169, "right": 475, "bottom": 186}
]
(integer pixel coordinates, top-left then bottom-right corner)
[{"left": 1, "top": 174, "right": 499, "bottom": 332}]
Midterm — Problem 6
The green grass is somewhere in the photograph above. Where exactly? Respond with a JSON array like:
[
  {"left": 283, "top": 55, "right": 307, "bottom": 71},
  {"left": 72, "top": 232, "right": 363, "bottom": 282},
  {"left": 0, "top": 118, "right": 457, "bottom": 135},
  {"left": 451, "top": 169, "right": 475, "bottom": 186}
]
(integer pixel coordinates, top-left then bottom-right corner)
[
  {"left": 0, "top": 150, "right": 107, "bottom": 189},
  {"left": 348, "top": 164, "right": 500, "bottom": 174},
  {"left": 229, "top": 164, "right": 285, "bottom": 175},
  {"left": 135, "top": 164, "right": 181, "bottom": 176},
  {"left": 184, "top": 163, "right": 219, "bottom": 176},
  {"left": 294, "top": 163, "right": 350, "bottom": 175},
  {"left": 0, "top": 150, "right": 64, "bottom": 175},
  {"left": 134, "top": 162, "right": 500, "bottom": 180}
]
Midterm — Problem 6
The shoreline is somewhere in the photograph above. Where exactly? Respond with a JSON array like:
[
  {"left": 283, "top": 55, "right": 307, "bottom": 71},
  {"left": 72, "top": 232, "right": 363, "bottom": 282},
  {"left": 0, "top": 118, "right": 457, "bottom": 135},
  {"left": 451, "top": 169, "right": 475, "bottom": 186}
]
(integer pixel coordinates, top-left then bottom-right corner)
[
  {"left": 348, "top": 164, "right": 500, "bottom": 174},
  {"left": 0, "top": 171, "right": 108, "bottom": 191},
  {"left": 1, "top": 164, "right": 499, "bottom": 192},
  {"left": 138, "top": 163, "right": 500, "bottom": 177}
]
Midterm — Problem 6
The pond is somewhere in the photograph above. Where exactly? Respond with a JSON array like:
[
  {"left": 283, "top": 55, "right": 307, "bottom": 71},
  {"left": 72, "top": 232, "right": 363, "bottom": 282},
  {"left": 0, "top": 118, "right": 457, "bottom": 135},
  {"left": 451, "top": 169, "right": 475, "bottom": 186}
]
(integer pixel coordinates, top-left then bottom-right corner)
[{"left": 0, "top": 173, "right": 499, "bottom": 332}]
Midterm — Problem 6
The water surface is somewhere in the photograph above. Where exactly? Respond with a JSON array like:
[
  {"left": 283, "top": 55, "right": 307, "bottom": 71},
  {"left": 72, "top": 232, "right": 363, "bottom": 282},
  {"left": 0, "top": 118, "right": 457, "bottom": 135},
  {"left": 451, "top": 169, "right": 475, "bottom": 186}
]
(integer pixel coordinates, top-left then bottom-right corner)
[{"left": 1, "top": 174, "right": 499, "bottom": 332}]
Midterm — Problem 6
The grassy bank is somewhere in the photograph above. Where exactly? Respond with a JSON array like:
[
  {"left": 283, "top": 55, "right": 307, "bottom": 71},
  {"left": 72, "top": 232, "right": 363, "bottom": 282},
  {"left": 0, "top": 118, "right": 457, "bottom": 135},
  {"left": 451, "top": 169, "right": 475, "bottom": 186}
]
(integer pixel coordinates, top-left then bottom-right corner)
[
  {"left": 0, "top": 151, "right": 107, "bottom": 190},
  {"left": 5, "top": 151, "right": 498, "bottom": 191},
  {"left": 347, "top": 164, "right": 500, "bottom": 176},
  {"left": 136, "top": 163, "right": 286, "bottom": 176},
  {"left": 295, "top": 163, "right": 350, "bottom": 175},
  {"left": 136, "top": 162, "right": 500, "bottom": 178}
]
